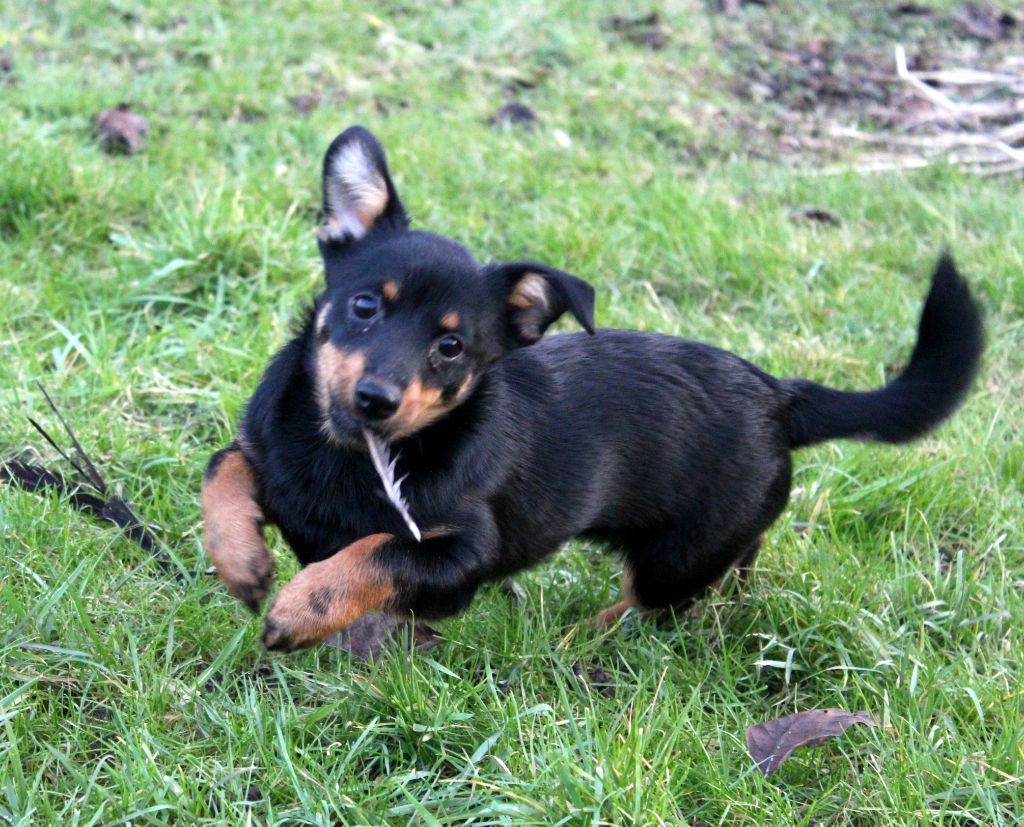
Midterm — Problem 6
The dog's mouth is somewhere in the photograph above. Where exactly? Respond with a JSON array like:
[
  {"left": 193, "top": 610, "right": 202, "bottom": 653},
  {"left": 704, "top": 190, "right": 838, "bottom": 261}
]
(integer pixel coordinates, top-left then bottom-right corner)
[
  {"left": 325, "top": 401, "right": 372, "bottom": 446},
  {"left": 325, "top": 400, "right": 395, "bottom": 448}
]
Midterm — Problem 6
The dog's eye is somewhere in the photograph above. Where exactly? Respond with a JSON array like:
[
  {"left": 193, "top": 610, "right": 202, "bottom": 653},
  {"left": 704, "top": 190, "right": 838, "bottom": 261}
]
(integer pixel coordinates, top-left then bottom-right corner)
[
  {"left": 437, "top": 334, "right": 464, "bottom": 360},
  {"left": 350, "top": 293, "right": 381, "bottom": 320}
]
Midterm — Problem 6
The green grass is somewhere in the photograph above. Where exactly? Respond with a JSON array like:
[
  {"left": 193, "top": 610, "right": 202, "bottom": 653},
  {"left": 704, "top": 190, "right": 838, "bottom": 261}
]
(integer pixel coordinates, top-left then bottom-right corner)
[{"left": 1, "top": 1, "right": 1022, "bottom": 824}]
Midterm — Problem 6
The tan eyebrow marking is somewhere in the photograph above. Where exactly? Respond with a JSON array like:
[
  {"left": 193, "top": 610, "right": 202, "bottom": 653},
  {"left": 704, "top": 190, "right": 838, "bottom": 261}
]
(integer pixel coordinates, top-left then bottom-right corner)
[
  {"left": 382, "top": 280, "right": 399, "bottom": 301},
  {"left": 441, "top": 311, "right": 460, "bottom": 331}
]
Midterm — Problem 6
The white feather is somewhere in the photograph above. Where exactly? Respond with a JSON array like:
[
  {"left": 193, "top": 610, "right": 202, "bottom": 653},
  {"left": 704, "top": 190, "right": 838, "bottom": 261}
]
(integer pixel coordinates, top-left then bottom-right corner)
[{"left": 363, "top": 429, "right": 422, "bottom": 542}]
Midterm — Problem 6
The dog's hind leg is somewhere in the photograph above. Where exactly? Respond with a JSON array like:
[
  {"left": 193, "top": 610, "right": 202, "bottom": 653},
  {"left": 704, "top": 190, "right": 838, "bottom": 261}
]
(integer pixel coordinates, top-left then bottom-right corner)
[
  {"left": 623, "top": 524, "right": 761, "bottom": 613},
  {"left": 731, "top": 534, "right": 763, "bottom": 582},
  {"left": 592, "top": 565, "right": 644, "bottom": 630},
  {"left": 201, "top": 443, "right": 274, "bottom": 611}
]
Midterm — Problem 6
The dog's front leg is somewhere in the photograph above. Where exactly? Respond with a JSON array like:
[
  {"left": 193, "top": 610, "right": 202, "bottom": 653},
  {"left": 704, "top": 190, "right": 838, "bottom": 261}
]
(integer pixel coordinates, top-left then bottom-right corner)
[
  {"left": 262, "top": 513, "right": 495, "bottom": 652},
  {"left": 201, "top": 443, "right": 274, "bottom": 611},
  {"left": 261, "top": 533, "right": 398, "bottom": 652}
]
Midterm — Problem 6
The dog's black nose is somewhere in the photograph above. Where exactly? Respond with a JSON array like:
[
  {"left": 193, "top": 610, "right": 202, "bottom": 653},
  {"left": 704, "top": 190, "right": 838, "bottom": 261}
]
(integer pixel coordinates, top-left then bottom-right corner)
[{"left": 354, "top": 377, "right": 402, "bottom": 420}]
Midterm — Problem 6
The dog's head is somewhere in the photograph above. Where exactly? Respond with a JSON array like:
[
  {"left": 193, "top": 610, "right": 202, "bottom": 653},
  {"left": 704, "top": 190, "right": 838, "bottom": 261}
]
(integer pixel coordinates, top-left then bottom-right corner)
[{"left": 309, "top": 126, "right": 595, "bottom": 446}]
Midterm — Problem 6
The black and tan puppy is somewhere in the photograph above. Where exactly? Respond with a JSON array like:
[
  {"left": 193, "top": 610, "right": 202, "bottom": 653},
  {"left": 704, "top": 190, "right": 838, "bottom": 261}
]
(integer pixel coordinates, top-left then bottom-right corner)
[{"left": 201, "top": 126, "right": 983, "bottom": 652}]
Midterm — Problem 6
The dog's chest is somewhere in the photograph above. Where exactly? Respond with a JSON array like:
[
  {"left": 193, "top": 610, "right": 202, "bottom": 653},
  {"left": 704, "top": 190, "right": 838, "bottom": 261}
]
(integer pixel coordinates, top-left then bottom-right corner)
[{"left": 259, "top": 447, "right": 409, "bottom": 564}]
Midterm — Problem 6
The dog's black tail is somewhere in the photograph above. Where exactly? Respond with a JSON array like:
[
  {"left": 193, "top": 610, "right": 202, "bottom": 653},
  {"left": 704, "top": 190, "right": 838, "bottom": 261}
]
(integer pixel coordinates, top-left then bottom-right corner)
[{"left": 786, "top": 254, "right": 983, "bottom": 449}]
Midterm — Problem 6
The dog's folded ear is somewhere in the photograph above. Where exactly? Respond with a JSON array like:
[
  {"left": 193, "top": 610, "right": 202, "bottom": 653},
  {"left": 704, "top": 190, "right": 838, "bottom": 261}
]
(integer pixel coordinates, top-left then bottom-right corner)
[
  {"left": 317, "top": 126, "right": 409, "bottom": 248},
  {"left": 489, "top": 262, "right": 596, "bottom": 345}
]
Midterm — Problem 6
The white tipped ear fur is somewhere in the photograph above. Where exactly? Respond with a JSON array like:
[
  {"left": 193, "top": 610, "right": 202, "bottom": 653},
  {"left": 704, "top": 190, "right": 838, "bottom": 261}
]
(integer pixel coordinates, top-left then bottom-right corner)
[
  {"left": 318, "top": 140, "right": 389, "bottom": 243},
  {"left": 317, "top": 127, "right": 406, "bottom": 245}
]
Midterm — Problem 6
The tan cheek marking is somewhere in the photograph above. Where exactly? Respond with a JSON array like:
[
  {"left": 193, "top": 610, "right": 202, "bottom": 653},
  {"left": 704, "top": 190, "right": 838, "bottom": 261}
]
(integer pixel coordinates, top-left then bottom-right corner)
[
  {"left": 201, "top": 449, "right": 273, "bottom": 607},
  {"left": 382, "top": 280, "right": 399, "bottom": 301},
  {"left": 263, "top": 533, "right": 396, "bottom": 650},
  {"left": 591, "top": 566, "right": 643, "bottom": 631},
  {"left": 389, "top": 378, "right": 446, "bottom": 438},
  {"left": 315, "top": 345, "right": 366, "bottom": 414},
  {"left": 441, "top": 311, "right": 460, "bottom": 331}
]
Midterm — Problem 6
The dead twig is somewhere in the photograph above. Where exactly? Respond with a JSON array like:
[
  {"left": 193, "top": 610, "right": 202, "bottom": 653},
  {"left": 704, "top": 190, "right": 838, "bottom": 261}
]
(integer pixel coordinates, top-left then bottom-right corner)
[
  {"left": 1, "top": 383, "right": 175, "bottom": 575},
  {"left": 832, "top": 47, "right": 1024, "bottom": 177}
]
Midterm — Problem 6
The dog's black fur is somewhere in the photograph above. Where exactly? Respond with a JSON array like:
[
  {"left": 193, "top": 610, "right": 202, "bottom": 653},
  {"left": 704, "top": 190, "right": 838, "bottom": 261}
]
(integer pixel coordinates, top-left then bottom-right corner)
[{"left": 203, "top": 126, "right": 983, "bottom": 651}]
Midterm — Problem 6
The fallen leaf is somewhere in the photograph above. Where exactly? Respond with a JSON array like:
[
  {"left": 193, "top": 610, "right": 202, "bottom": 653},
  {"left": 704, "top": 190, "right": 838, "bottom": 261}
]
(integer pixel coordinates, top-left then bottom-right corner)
[
  {"left": 599, "top": 11, "right": 669, "bottom": 50},
  {"left": 600, "top": 12, "right": 659, "bottom": 32},
  {"left": 288, "top": 93, "right": 322, "bottom": 115},
  {"left": 644, "top": 31, "right": 667, "bottom": 50},
  {"left": 746, "top": 708, "right": 878, "bottom": 777},
  {"left": 789, "top": 206, "right": 841, "bottom": 226},
  {"left": 1, "top": 384, "right": 172, "bottom": 573},
  {"left": 94, "top": 105, "right": 148, "bottom": 153},
  {"left": 326, "top": 613, "right": 440, "bottom": 660},
  {"left": 572, "top": 660, "right": 617, "bottom": 698},
  {"left": 895, "top": 2, "right": 933, "bottom": 15},
  {"left": 490, "top": 102, "right": 538, "bottom": 129},
  {"left": 720, "top": 0, "right": 768, "bottom": 14}
]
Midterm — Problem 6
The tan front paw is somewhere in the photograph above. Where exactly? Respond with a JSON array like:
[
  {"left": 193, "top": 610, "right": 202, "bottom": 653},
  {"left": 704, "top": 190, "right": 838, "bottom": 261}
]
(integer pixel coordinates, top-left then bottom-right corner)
[
  {"left": 208, "top": 536, "right": 274, "bottom": 612},
  {"left": 262, "top": 575, "right": 341, "bottom": 652},
  {"left": 262, "top": 534, "right": 396, "bottom": 652}
]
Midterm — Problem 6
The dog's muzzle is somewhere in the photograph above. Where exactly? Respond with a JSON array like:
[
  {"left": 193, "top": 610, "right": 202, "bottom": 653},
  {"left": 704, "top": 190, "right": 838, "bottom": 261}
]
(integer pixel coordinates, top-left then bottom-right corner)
[{"left": 353, "top": 377, "right": 402, "bottom": 421}]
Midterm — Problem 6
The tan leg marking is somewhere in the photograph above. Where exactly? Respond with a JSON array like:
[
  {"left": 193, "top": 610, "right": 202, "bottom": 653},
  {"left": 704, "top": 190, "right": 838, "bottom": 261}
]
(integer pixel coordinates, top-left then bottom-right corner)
[
  {"left": 201, "top": 449, "right": 273, "bottom": 611},
  {"left": 262, "top": 533, "right": 396, "bottom": 652},
  {"left": 591, "top": 567, "right": 642, "bottom": 631},
  {"left": 592, "top": 600, "right": 634, "bottom": 631}
]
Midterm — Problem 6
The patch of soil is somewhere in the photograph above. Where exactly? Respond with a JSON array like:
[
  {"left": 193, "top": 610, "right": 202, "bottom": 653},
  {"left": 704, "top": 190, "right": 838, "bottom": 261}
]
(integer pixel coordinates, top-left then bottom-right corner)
[
  {"left": 600, "top": 11, "right": 669, "bottom": 50},
  {"left": 715, "top": 4, "right": 1023, "bottom": 163},
  {"left": 952, "top": 3, "right": 1018, "bottom": 43}
]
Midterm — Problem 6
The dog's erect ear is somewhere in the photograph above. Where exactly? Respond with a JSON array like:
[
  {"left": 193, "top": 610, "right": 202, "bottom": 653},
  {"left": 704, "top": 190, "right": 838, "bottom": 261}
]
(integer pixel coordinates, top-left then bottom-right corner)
[
  {"left": 489, "top": 262, "right": 596, "bottom": 345},
  {"left": 317, "top": 126, "right": 408, "bottom": 247}
]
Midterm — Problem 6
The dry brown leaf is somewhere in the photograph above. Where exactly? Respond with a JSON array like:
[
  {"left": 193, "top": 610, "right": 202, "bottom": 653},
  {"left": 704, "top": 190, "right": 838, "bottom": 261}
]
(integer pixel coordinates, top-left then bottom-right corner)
[
  {"left": 572, "top": 659, "right": 617, "bottom": 698},
  {"left": 490, "top": 102, "right": 538, "bottom": 130},
  {"left": 326, "top": 613, "right": 440, "bottom": 660},
  {"left": 94, "top": 105, "right": 148, "bottom": 153},
  {"left": 288, "top": 93, "right": 323, "bottom": 115},
  {"left": 746, "top": 708, "right": 878, "bottom": 777},
  {"left": 789, "top": 206, "right": 842, "bottom": 226}
]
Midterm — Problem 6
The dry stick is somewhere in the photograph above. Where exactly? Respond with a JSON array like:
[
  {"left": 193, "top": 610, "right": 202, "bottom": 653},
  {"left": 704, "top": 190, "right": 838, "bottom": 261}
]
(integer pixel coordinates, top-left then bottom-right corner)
[
  {"left": 833, "top": 127, "right": 1024, "bottom": 166},
  {"left": 914, "top": 68, "right": 1018, "bottom": 86},
  {"left": 830, "top": 48, "right": 1024, "bottom": 176},
  {"left": 3, "top": 384, "right": 177, "bottom": 575},
  {"left": 894, "top": 45, "right": 963, "bottom": 116},
  {"left": 36, "top": 381, "right": 108, "bottom": 492},
  {"left": 999, "top": 121, "right": 1024, "bottom": 142}
]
